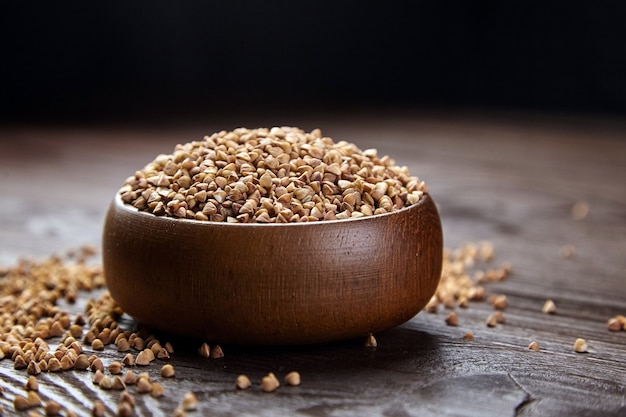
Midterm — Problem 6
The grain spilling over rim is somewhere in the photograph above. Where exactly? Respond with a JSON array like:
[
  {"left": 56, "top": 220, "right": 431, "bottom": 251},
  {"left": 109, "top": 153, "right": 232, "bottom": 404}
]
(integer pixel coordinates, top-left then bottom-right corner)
[{"left": 118, "top": 127, "right": 428, "bottom": 223}]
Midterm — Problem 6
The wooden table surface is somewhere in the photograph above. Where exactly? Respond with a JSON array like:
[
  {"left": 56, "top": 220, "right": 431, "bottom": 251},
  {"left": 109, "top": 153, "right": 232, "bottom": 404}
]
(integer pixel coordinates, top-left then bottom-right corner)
[{"left": 1, "top": 111, "right": 625, "bottom": 416}]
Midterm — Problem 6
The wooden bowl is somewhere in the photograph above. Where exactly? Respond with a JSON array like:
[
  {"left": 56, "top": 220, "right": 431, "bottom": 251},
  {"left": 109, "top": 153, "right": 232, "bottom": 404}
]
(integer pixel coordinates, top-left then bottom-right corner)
[{"left": 102, "top": 193, "right": 443, "bottom": 345}]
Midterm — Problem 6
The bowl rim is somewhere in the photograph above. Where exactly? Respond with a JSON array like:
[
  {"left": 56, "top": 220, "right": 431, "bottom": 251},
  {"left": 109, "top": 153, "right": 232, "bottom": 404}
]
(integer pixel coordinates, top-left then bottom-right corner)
[{"left": 112, "top": 191, "right": 431, "bottom": 228}]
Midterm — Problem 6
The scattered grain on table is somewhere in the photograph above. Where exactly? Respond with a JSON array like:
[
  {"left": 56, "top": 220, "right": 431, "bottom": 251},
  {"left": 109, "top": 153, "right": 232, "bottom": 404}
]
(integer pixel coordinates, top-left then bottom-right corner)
[
  {"left": 44, "top": 400, "right": 62, "bottom": 416},
  {"left": 136, "top": 377, "right": 152, "bottom": 394},
  {"left": 560, "top": 244, "right": 577, "bottom": 259},
  {"left": 426, "top": 241, "right": 511, "bottom": 314},
  {"left": 571, "top": 201, "right": 590, "bottom": 221},
  {"left": 89, "top": 358, "right": 104, "bottom": 373},
  {"left": 161, "top": 364, "right": 175, "bottom": 378},
  {"left": 14, "top": 395, "right": 30, "bottom": 411},
  {"left": 74, "top": 354, "right": 90, "bottom": 370},
  {"left": 151, "top": 382, "right": 165, "bottom": 398},
  {"left": 122, "top": 353, "right": 134, "bottom": 367},
  {"left": 99, "top": 375, "right": 113, "bottom": 390},
  {"left": 574, "top": 338, "right": 588, "bottom": 353},
  {"left": 490, "top": 294, "right": 508, "bottom": 310},
  {"left": 2, "top": 207, "right": 610, "bottom": 416},
  {"left": 608, "top": 315, "right": 625, "bottom": 331},
  {"left": 156, "top": 347, "right": 170, "bottom": 359},
  {"left": 91, "top": 338, "right": 105, "bottom": 351},
  {"left": 109, "top": 361, "right": 123, "bottom": 375},
  {"left": 494, "top": 311, "right": 506, "bottom": 324},
  {"left": 119, "top": 391, "right": 136, "bottom": 407},
  {"left": 116, "top": 338, "right": 131, "bottom": 352},
  {"left": 236, "top": 374, "right": 252, "bottom": 390},
  {"left": 91, "top": 369, "right": 103, "bottom": 385},
  {"left": 92, "top": 400, "right": 105, "bottom": 417},
  {"left": 122, "top": 371, "right": 137, "bottom": 385},
  {"left": 210, "top": 345, "right": 224, "bottom": 358},
  {"left": 445, "top": 312, "right": 458, "bottom": 326},
  {"left": 26, "top": 361, "right": 41, "bottom": 376},
  {"left": 261, "top": 372, "right": 280, "bottom": 393},
  {"left": 285, "top": 371, "right": 301, "bottom": 386},
  {"left": 117, "top": 401, "right": 134, "bottom": 417},
  {"left": 136, "top": 349, "right": 153, "bottom": 366},
  {"left": 48, "top": 357, "right": 62, "bottom": 372},
  {"left": 542, "top": 299, "right": 557, "bottom": 314},
  {"left": 198, "top": 343, "right": 211, "bottom": 358},
  {"left": 364, "top": 334, "right": 377, "bottom": 348},
  {"left": 26, "top": 391, "right": 42, "bottom": 407},
  {"left": 25, "top": 375, "right": 38, "bottom": 391},
  {"left": 181, "top": 392, "right": 198, "bottom": 411},
  {"left": 112, "top": 376, "right": 126, "bottom": 391}
]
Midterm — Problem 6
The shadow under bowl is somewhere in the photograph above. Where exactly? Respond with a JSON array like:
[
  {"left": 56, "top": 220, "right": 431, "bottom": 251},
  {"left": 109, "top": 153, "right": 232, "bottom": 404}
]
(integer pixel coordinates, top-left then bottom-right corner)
[{"left": 102, "top": 193, "right": 443, "bottom": 345}]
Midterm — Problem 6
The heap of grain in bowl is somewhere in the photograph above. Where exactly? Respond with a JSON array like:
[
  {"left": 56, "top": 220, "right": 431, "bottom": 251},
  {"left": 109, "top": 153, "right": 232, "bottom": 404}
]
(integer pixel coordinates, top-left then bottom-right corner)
[{"left": 120, "top": 127, "right": 428, "bottom": 223}]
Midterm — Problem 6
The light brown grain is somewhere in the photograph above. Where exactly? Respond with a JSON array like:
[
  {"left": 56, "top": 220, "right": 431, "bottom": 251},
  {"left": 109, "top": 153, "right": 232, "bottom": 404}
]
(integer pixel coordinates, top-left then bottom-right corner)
[
  {"left": 285, "top": 371, "right": 301, "bottom": 386},
  {"left": 25, "top": 375, "right": 39, "bottom": 391},
  {"left": 181, "top": 392, "right": 198, "bottom": 411},
  {"left": 261, "top": 372, "right": 280, "bottom": 393},
  {"left": 150, "top": 382, "right": 165, "bottom": 398},
  {"left": 236, "top": 374, "right": 251, "bottom": 390},
  {"left": 198, "top": 342, "right": 210, "bottom": 358},
  {"left": 542, "top": 299, "right": 557, "bottom": 314},
  {"left": 364, "top": 334, "right": 377, "bottom": 348},
  {"left": 160, "top": 364, "right": 175, "bottom": 378},
  {"left": 574, "top": 338, "right": 588, "bottom": 353},
  {"left": 445, "top": 312, "right": 458, "bottom": 326},
  {"left": 92, "top": 400, "right": 105, "bottom": 417},
  {"left": 44, "top": 400, "right": 62, "bottom": 416}
]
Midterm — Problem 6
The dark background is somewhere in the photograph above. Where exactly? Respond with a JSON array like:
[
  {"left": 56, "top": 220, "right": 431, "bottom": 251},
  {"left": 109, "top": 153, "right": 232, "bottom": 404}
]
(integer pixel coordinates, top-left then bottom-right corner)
[{"left": 2, "top": 2, "right": 626, "bottom": 124}]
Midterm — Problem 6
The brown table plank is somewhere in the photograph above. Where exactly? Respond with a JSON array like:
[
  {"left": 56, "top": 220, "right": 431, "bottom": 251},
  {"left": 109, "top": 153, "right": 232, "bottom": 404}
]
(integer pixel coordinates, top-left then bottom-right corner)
[{"left": 0, "top": 112, "right": 625, "bottom": 416}]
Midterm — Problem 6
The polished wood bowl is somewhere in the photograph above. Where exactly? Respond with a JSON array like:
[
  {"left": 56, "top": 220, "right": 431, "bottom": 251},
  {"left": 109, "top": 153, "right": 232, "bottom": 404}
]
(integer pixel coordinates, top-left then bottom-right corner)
[{"left": 102, "top": 193, "right": 443, "bottom": 345}]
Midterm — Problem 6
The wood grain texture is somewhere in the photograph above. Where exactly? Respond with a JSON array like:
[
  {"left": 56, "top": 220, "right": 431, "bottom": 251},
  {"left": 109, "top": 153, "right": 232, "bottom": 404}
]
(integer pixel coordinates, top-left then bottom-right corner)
[
  {"left": 103, "top": 193, "right": 443, "bottom": 345},
  {"left": 0, "top": 112, "right": 625, "bottom": 416}
]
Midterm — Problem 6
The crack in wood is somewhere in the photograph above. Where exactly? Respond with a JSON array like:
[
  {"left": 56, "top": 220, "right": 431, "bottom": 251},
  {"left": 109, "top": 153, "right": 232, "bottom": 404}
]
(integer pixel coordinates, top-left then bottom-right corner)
[{"left": 509, "top": 373, "right": 537, "bottom": 417}]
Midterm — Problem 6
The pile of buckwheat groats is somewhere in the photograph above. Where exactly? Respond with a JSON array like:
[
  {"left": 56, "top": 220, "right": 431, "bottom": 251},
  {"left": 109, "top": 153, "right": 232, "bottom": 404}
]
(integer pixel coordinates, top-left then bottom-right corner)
[
  {"left": 421, "top": 240, "right": 625, "bottom": 352},
  {"left": 425, "top": 241, "right": 512, "bottom": 334},
  {"left": 0, "top": 247, "right": 302, "bottom": 415},
  {"left": 119, "top": 127, "right": 428, "bottom": 223}
]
